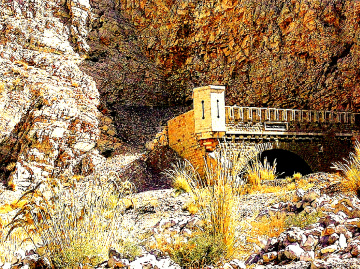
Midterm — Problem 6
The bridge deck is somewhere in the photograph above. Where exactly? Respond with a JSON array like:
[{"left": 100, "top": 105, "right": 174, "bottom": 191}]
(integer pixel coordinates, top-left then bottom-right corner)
[{"left": 224, "top": 106, "right": 360, "bottom": 137}]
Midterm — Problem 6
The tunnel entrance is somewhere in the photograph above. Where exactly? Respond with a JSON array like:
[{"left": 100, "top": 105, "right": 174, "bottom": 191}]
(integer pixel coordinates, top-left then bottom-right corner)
[{"left": 260, "top": 149, "right": 312, "bottom": 178}]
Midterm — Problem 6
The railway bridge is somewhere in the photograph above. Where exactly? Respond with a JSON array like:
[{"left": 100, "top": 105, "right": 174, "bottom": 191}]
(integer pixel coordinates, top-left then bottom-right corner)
[{"left": 167, "top": 85, "right": 360, "bottom": 177}]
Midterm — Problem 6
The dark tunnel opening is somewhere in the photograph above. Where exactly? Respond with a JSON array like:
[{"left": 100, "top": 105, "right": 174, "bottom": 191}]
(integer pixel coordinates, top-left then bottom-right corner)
[{"left": 260, "top": 149, "right": 313, "bottom": 178}]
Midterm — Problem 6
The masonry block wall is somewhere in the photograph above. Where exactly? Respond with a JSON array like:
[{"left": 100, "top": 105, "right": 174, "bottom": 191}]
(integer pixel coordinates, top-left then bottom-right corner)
[{"left": 168, "top": 110, "right": 206, "bottom": 175}]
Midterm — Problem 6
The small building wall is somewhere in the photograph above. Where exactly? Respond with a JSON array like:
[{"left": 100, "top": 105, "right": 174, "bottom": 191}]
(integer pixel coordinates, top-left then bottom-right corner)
[
  {"left": 193, "top": 85, "right": 226, "bottom": 138},
  {"left": 168, "top": 110, "right": 206, "bottom": 174}
]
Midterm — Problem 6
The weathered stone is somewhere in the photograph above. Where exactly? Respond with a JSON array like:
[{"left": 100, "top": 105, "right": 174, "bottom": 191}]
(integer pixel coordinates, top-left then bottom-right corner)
[
  {"left": 277, "top": 249, "right": 286, "bottom": 261},
  {"left": 335, "top": 225, "right": 348, "bottom": 235},
  {"left": 284, "top": 243, "right": 304, "bottom": 260},
  {"left": 265, "top": 237, "right": 279, "bottom": 252},
  {"left": 350, "top": 244, "right": 360, "bottom": 256},
  {"left": 320, "top": 244, "right": 338, "bottom": 254},
  {"left": 245, "top": 254, "right": 260, "bottom": 265},
  {"left": 228, "top": 259, "right": 246, "bottom": 269},
  {"left": 306, "top": 227, "right": 323, "bottom": 238},
  {"left": 286, "top": 228, "right": 306, "bottom": 243},
  {"left": 263, "top": 251, "right": 277, "bottom": 263},
  {"left": 319, "top": 213, "right": 343, "bottom": 227},
  {"left": 301, "top": 235, "right": 319, "bottom": 251},
  {"left": 322, "top": 224, "right": 335, "bottom": 236},
  {"left": 303, "top": 189, "right": 320, "bottom": 203},
  {"left": 220, "top": 263, "right": 233, "bottom": 269},
  {"left": 328, "top": 233, "right": 339, "bottom": 245},
  {"left": 304, "top": 206, "right": 316, "bottom": 214},
  {"left": 107, "top": 256, "right": 130, "bottom": 268},
  {"left": 341, "top": 252, "right": 352, "bottom": 259},
  {"left": 300, "top": 251, "right": 315, "bottom": 262},
  {"left": 319, "top": 235, "right": 330, "bottom": 247},
  {"left": 345, "top": 218, "right": 360, "bottom": 228},
  {"left": 311, "top": 259, "right": 330, "bottom": 269}
]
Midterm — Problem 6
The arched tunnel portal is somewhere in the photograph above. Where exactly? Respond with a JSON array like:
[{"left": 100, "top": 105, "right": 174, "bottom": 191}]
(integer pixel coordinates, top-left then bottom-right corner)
[{"left": 260, "top": 149, "right": 313, "bottom": 178}]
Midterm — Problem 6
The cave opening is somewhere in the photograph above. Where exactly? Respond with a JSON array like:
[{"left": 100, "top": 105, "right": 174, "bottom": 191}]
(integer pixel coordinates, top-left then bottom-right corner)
[{"left": 260, "top": 149, "right": 312, "bottom": 178}]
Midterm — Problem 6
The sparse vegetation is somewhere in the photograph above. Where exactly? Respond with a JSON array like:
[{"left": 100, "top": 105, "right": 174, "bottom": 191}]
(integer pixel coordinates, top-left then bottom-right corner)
[
  {"left": 164, "top": 161, "right": 193, "bottom": 195},
  {"left": 0, "top": 81, "right": 5, "bottom": 94},
  {"left": 248, "top": 214, "right": 286, "bottom": 245},
  {"left": 285, "top": 210, "right": 325, "bottom": 229},
  {"left": 293, "top": 172, "right": 302, "bottom": 181},
  {"left": 332, "top": 140, "right": 360, "bottom": 196},
  {"left": 164, "top": 142, "right": 273, "bottom": 264},
  {"left": 1, "top": 174, "right": 135, "bottom": 268},
  {"left": 246, "top": 157, "right": 278, "bottom": 188},
  {"left": 114, "top": 238, "right": 142, "bottom": 262},
  {"left": 166, "top": 232, "right": 227, "bottom": 268}
]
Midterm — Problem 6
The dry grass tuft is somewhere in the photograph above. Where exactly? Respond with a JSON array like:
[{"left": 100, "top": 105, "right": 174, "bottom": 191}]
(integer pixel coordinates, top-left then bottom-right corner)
[
  {"left": 164, "top": 142, "right": 273, "bottom": 263},
  {"left": 164, "top": 163, "right": 193, "bottom": 195},
  {"left": 1, "top": 174, "right": 136, "bottom": 268},
  {"left": 293, "top": 172, "right": 302, "bottom": 181},
  {"left": 246, "top": 157, "right": 277, "bottom": 188},
  {"left": 332, "top": 140, "right": 360, "bottom": 196},
  {"left": 248, "top": 214, "right": 286, "bottom": 245}
]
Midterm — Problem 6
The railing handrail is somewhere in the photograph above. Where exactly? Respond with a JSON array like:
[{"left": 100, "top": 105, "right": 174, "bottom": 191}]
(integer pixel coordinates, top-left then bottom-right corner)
[{"left": 225, "top": 106, "right": 360, "bottom": 124}]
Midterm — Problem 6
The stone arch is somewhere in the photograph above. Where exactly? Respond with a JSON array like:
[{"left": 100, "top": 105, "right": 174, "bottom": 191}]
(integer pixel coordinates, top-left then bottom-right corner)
[{"left": 260, "top": 148, "right": 313, "bottom": 178}]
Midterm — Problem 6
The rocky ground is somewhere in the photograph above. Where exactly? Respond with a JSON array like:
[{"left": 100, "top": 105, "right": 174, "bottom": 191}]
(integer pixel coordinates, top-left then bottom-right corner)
[{"left": 1, "top": 172, "right": 360, "bottom": 268}]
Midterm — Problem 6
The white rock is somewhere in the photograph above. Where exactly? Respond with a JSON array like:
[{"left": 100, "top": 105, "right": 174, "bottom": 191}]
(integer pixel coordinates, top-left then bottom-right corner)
[
  {"left": 300, "top": 251, "right": 315, "bottom": 261},
  {"left": 304, "top": 206, "right": 316, "bottom": 214},
  {"left": 220, "top": 263, "right": 233, "bottom": 269},
  {"left": 14, "top": 249, "right": 26, "bottom": 260},
  {"left": 1, "top": 263, "right": 12, "bottom": 269},
  {"left": 284, "top": 243, "right": 304, "bottom": 260},
  {"left": 339, "top": 234, "right": 347, "bottom": 249},
  {"left": 130, "top": 254, "right": 157, "bottom": 269},
  {"left": 294, "top": 189, "right": 305, "bottom": 202}
]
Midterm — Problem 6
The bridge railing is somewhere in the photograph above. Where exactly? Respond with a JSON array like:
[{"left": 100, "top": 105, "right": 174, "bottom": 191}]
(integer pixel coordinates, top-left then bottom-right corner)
[{"left": 225, "top": 106, "right": 360, "bottom": 125}]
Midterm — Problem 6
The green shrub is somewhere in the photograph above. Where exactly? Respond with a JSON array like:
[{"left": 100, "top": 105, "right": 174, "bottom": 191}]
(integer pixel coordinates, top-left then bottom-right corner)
[
  {"left": 115, "top": 239, "right": 142, "bottom": 262},
  {"left": 285, "top": 210, "right": 325, "bottom": 229},
  {"left": 169, "top": 233, "right": 227, "bottom": 268}
]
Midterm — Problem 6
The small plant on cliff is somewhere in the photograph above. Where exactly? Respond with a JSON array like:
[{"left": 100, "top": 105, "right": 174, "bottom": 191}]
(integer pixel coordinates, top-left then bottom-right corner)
[
  {"left": 3, "top": 174, "right": 135, "bottom": 268},
  {"left": 331, "top": 140, "right": 360, "bottom": 197}
]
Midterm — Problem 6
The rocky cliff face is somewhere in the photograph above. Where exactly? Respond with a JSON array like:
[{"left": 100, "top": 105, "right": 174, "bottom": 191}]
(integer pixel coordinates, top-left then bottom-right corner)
[
  {"left": 0, "top": 0, "right": 102, "bottom": 188},
  {"left": 1, "top": 0, "right": 360, "bottom": 188},
  {"left": 118, "top": 0, "right": 360, "bottom": 110}
]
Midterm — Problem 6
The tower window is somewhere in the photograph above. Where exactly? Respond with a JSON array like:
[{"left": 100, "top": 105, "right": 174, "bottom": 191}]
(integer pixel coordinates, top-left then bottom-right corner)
[
  {"left": 217, "top": 100, "right": 220, "bottom": 118},
  {"left": 202, "top": 100, "right": 205, "bottom": 119}
]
